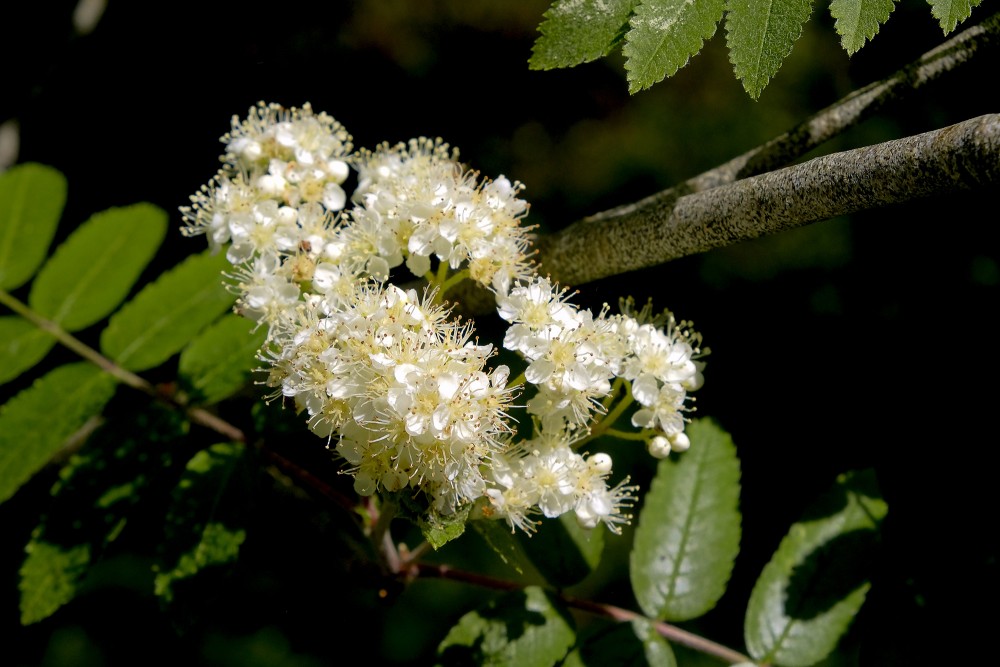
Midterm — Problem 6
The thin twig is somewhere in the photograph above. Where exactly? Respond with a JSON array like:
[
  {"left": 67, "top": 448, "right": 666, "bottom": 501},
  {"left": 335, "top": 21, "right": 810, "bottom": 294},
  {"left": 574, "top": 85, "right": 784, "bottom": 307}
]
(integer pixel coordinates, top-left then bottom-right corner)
[
  {"left": 413, "top": 562, "right": 755, "bottom": 665},
  {"left": 258, "top": 446, "right": 356, "bottom": 512},
  {"left": 0, "top": 287, "right": 246, "bottom": 444}
]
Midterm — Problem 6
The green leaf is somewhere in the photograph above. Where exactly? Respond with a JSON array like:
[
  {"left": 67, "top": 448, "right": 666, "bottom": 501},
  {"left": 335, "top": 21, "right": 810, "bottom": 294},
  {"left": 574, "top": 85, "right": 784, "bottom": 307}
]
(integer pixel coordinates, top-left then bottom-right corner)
[
  {"left": 179, "top": 314, "right": 267, "bottom": 405},
  {"left": 437, "top": 586, "right": 576, "bottom": 667},
  {"left": 28, "top": 204, "right": 168, "bottom": 332},
  {"left": 830, "top": 0, "right": 896, "bottom": 54},
  {"left": 420, "top": 503, "right": 471, "bottom": 550},
  {"left": 100, "top": 250, "right": 236, "bottom": 371},
  {"left": 472, "top": 519, "right": 528, "bottom": 575},
  {"left": 630, "top": 418, "right": 741, "bottom": 621},
  {"left": 154, "top": 442, "right": 249, "bottom": 602},
  {"left": 18, "top": 541, "right": 90, "bottom": 625},
  {"left": 530, "top": 0, "right": 637, "bottom": 69},
  {"left": 725, "top": 0, "right": 814, "bottom": 99},
  {"left": 0, "top": 163, "right": 67, "bottom": 290},
  {"left": 563, "top": 618, "right": 677, "bottom": 667},
  {"left": 518, "top": 513, "right": 604, "bottom": 586},
  {"left": 928, "top": 0, "right": 982, "bottom": 33},
  {"left": 623, "top": 0, "right": 727, "bottom": 93},
  {"left": 744, "top": 469, "right": 888, "bottom": 666},
  {"left": 629, "top": 618, "right": 677, "bottom": 667},
  {"left": 0, "top": 362, "right": 117, "bottom": 505},
  {"left": 19, "top": 407, "right": 185, "bottom": 624},
  {"left": 0, "top": 316, "right": 55, "bottom": 385}
]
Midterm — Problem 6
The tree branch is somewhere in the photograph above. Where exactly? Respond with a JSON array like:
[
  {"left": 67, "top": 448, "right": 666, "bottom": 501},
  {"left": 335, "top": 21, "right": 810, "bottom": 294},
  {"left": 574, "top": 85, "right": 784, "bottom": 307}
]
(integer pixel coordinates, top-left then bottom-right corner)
[
  {"left": 530, "top": 12, "right": 1000, "bottom": 287},
  {"left": 537, "top": 113, "right": 999, "bottom": 286},
  {"left": 570, "top": 11, "right": 1000, "bottom": 227}
]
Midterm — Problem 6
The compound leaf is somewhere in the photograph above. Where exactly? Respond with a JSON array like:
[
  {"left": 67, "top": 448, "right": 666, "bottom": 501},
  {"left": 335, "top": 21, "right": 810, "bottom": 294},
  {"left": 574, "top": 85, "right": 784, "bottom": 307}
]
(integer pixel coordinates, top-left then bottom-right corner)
[
  {"left": 154, "top": 442, "right": 249, "bottom": 602},
  {"left": 744, "top": 469, "right": 888, "bottom": 666},
  {"left": 0, "top": 316, "right": 55, "bottom": 386},
  {"left": 725, "top": 0, "right": 814, "bottom": 99},
  {"left": 0, "top": 163, "right": 67, "bottom": 290},
  {"left": 928, "top": 0, "right": 982, "bottom": 33},
  {"left": 437, "top": 586, "right": 576, "bottom": 667},
  {"left": 631, "top": 418, "right": 741, "bottom": 621},
  {"left": 100, "top": 250, "right": 235, "bottom": 371},
  {"left": 830, "top": 0, "right": 896, "bottom": 55},
  {"left": 623, "top": 0, "right": 726, "bottom": 93},
  {"left": 29, "top": 203, "right": 167, "bottom": 332},
  {"left": 179, "top": 313, "right": 267, "bottom": 405},
  {"left": 530, "top": 0, "right": 637, "bottom": 69},
  {"left": 0, "top": 362, "right": 117, "bottom": 505}
]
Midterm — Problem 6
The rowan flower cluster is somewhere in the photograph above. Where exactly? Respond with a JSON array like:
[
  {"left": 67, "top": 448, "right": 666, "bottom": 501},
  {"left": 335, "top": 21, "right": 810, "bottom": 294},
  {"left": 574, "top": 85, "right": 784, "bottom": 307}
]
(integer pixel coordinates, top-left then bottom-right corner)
[{"left": 182, "top": 102, "right": 706, "bottom": 535}]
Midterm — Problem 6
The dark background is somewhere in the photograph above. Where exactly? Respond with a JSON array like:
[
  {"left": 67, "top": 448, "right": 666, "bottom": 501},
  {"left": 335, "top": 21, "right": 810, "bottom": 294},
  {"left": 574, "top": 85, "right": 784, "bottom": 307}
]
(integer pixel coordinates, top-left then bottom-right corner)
[{"left": 3, "top": 1, "right": 998, "bottom": 665}]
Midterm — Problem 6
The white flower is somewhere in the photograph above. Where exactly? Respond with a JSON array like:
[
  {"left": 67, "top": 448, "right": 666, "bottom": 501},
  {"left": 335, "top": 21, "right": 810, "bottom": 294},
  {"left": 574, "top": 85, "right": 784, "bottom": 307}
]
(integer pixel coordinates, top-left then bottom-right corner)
[{"left": 183, "top": 101, "right": 711, "bottom": 535}]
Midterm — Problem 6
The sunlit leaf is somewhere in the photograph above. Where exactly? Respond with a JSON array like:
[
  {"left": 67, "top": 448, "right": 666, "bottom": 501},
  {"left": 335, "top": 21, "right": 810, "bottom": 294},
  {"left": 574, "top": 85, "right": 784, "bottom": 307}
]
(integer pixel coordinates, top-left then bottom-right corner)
[
  {"left": 19, "top": 407, "right": 185, "bottom": 624},
  {"left": 0, "top": 362, "right": 117, "bottom": 505},
  {"left": 744, "top": 469, "right": 888, "bottom": 666},
  {"left": 154, "top": 442, "right": 249, "bottom": 602},
  {"left": 725, "top": 0, "right": 814, "bottom": 99},
  {"left": 830, "top": 0, "right": 896, "bottom": 54},
  {"left": 631, "top": 419, "right": 741, "bottom": 621},
  {"left": 623, "top": 0, "right": 726, "bottom": 93},
  {"left": 100, "top": 250, "right": 235, "bottom": 371},
  {"left": 437, "top": 586, "right": 576, "bottom": 667},
  {"left": 29, "top": 204, "right": 168, "bottom": 331},
  {"left": 563, "top": 618, "right": 677, "bottom": 666},
  {"left": 928, "top": 0, "right": 982, "bottom": 33},
  {"left": 0, "top": 316, "right": 55, "bottom": 386},
  {"left": 530, "top": 0, "right": 637, "bottom": 69},
  {"left": 179, "top": 314, "right": 267, "bottom": 405},
  {"left": 0, "top": 163, "right": 67, "bottom": 290},
  {"left": 518, "top": 513, "right": 604, "bottom": 586}
]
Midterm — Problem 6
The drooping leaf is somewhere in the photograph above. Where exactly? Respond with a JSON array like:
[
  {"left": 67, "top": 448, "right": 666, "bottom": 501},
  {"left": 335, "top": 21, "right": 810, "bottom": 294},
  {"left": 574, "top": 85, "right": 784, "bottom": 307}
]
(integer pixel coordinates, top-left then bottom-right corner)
[
  {"left": 518, "top": 513, "right": 604, "bottom": 586},
  {"left": 179, "top": 314, "right": 267, "bottom": 405},
  {"left": 437, "top": 586, "right": 576, "bottom": 667},
  {"left": 623, "top": 0, "right": 727, "bottom": 93},
  {"left": 154, "top": 442, "right": 249, "bottom": 602},
  {"left": 928, "top": 0, "right": 982, "bottom": 33},
  {"left": 0, "top": 362, "right": 117, "bottom": 505},
  {"left": 630, "top": 418, "right": 741, "bottom": 621},
  {"left": 29, "top": 204, "right": 168, "bottom": 332},
  {"left": 563, "top": 618, "right": 677, "bottom": 667},
  {"left": 0, "top": 316, "right": 55, "bottom": 385},
  {"left": 100, "top": 250, "right": 235, "bottom": 371},
  {"left": 19, "top": 407, "right": 186, "bottom": 624},
  {"left": 0, "top": 163, "right": 67, "bottom": 290},
  {"left": 530, "top": 0, "right": 637, "bottom": 69},
  {"left": 725, "top": 0, "right": 814, "bottom": 99},
  {"left": 744, "top": 469, "right": 888, "bottom": 666},
  {"left": 830, "top": 0, "right": 896, "bottom": 54}
]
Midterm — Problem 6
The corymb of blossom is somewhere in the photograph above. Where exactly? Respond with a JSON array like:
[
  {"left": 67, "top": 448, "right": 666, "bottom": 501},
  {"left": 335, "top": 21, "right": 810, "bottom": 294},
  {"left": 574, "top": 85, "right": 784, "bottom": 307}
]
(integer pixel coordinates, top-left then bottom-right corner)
[{"left": 182, "top": 102, "right": 707, "bottom": 536}]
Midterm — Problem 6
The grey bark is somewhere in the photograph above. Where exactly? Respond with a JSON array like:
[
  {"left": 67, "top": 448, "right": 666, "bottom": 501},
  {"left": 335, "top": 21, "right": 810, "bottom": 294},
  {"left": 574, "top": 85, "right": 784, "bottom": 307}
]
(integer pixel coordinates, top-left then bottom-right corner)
[
  {"left": 532, "top": 13, "right": 1000, "bottom": 287},
  {"left": 536, "top": 114, "right": 999, "bottom": 286}
]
